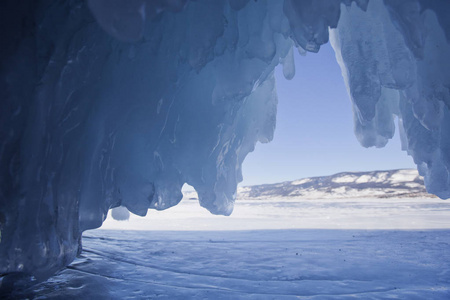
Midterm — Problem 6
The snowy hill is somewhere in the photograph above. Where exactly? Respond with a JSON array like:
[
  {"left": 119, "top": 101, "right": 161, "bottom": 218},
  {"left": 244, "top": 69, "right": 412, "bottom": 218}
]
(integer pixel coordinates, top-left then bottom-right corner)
[{"left": 184, "top": 169, "right": 433, "bottom": 200}]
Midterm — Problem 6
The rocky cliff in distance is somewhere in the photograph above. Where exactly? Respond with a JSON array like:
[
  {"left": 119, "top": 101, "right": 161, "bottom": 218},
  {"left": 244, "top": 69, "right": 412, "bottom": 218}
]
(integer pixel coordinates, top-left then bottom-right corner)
[{"left": 184, "top": 169, "right": 435, "bottom": 200}]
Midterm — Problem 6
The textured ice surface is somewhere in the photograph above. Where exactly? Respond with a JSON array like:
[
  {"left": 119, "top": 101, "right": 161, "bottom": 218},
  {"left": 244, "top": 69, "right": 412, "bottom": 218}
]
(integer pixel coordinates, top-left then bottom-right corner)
[
  {"left": 6, "top": 197, "right": 450, "bottom": 299},
  {"left": 0, "top": 0, "right": 450, "bottom": 282},
  {"left": 5, "top": 230, "right": 450, "bottom": 299}
]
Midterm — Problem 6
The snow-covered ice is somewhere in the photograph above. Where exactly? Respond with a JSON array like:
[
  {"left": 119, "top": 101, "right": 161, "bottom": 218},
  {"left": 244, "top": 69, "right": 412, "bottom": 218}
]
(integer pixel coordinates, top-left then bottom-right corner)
[
  {"left": 101, "top": 196, "right": 450, "bottom": 231},
  {"left": 3, "top": 196, "right": 449, "bottom": 299}
]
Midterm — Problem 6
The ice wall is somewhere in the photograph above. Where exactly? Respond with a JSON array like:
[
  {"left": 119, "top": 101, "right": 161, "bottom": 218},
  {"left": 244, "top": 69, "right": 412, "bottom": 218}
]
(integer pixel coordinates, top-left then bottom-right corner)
[
  {"left": 330, "top": 0, "right": 450, "bottom": 199},
  {"left": 0, "top": 0, "right": 449, "bottom": 283},
  {"left": 0, "top": 0, "right": 294, "bottom": 282}
]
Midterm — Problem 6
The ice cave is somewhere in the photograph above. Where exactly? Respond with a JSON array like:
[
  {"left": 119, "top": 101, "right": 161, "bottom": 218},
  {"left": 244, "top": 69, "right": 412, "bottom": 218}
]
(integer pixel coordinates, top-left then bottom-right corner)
[{"left": 1, "top": 0, "right": 450, "bottom": 286}]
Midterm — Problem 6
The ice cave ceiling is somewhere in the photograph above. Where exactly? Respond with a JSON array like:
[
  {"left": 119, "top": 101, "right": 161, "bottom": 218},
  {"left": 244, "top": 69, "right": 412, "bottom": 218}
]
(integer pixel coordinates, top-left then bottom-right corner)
[{"left": 0, "top": 0, "right": 449, "bottom": 281}]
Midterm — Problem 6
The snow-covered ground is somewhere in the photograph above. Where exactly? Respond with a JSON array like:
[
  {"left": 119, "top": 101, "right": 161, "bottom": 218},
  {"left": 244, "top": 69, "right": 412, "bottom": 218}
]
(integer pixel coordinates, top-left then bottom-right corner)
[
  {"left": 7, "top": 196, "right": 450, "bottom": 299},
  {"left": 101, "top": 197, "right": 450, "bottom": 231}
]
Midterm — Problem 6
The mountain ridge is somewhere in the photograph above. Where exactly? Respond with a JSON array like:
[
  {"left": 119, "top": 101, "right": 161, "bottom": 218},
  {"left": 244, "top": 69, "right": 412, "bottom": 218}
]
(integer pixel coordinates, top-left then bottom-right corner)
[
  {"left": 238, "top": 169, "right": 433, "bottom": 199},
  {"left": 184, "top": 169, "right": 435, "bottom": 200}
]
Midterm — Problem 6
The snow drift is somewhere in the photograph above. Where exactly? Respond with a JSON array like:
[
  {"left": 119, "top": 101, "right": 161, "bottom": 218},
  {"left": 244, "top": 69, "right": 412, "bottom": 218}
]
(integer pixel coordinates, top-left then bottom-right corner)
[{"left": 0, "top": 0, "right": 449, "bottom": 281}]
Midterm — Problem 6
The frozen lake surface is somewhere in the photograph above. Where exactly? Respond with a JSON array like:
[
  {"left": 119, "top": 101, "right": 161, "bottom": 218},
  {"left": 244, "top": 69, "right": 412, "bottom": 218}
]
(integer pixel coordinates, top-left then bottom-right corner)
[
  {"left": 6, "top": 197, "right": 450, "bottom": 299},
  {"left": 103, "top": 196, "right": 450, "bottom": 231}
]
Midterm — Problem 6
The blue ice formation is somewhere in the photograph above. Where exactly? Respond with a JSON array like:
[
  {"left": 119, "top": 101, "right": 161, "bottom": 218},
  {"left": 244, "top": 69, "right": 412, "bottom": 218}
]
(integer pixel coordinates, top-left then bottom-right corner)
[
  {"left": 0, "top": 0, "right": 449, "bottom": 282},
  {"left": 111, "top": 206, "right": 131, "bottom": 221},
  {"left": 330, "top": 0, "right": 450, "bottom": 199}
]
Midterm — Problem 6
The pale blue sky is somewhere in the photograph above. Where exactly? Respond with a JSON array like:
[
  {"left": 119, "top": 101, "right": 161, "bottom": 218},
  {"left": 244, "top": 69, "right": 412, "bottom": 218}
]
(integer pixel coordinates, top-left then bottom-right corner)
[{"left": 240, "top": 43, "right": 415, "bottom": 186}]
